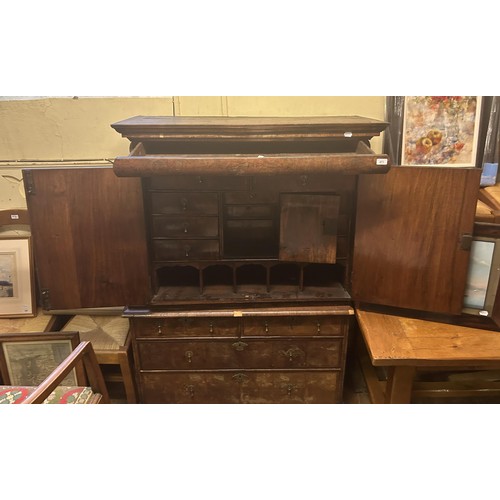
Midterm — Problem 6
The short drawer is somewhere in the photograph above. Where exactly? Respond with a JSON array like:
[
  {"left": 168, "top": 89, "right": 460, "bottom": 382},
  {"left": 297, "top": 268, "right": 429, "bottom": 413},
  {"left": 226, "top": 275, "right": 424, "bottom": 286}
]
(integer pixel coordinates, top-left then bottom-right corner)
[
  {"left": 152, "top": 216, "right": 219, "bottom": 238},
  {"left": 243, "top": 315, "right": 347, "bottom": 336},
  {"left": 137, "top": 338, "right": 342, "bottom": 370},
  {"left": 151, "top": 192, "right": 219, "bottom": 215},
  {"left": 139, "top": 370, "right": 341, "bottom": 404},
  {"left": 153, "top": 239, "right": 219, "bottom": 260},
  {"left": 225, "top": 204, "right": 276, "bottom": 219},
  {"left": 131, "top": 317, "right": 239, "bottom": 338}
]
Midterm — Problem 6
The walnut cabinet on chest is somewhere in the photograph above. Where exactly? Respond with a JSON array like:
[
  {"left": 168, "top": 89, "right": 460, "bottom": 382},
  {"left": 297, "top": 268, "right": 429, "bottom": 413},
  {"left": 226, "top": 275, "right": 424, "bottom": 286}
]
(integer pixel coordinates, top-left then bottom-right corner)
[{"left": 24, "top": 116, "right": 481, "bottom": 403}]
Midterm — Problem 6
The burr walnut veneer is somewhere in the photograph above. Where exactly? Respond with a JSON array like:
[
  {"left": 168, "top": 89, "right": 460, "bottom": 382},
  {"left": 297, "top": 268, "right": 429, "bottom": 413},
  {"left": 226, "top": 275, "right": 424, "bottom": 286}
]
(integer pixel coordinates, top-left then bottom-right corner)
[{"left": 24, "top": 116, "right": 483, "bottom": 403}]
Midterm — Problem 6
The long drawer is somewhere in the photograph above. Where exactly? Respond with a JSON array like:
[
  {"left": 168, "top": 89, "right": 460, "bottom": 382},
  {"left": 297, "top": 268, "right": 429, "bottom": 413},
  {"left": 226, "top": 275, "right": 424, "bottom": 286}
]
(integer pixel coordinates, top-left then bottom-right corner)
[
  {"left": 139, "top": 370, "right": 340, "bottom": 404},
  {"left": 137, "top": 338, "right": 342, "bottom": 370},
  {"left": 132, "top": 314, "right": 348, "bottom": 338}
]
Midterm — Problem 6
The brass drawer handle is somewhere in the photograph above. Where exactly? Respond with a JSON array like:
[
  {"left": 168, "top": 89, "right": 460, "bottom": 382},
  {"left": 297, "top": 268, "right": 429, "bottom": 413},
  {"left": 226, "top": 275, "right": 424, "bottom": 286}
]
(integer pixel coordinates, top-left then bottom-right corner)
[
  {"left": 232, "top": 373, "right": 249, "bottom": 383},
  {"left": 285, "top": 384, "right": 297, "bottom": 397},
  {"left": 264, "top": 321, "right": 269, "bottom": 334},
  {"left": 279, "top": 346, "right": 305, "bottom": 362},
  {"left": 157, "top": 323, "right": 162, "bottom": 335},
  {"left": 184, "top": 223, "right": 189, "bottom": 234},
  {"left": 184, "top": 245, "right": 191, "bottom": 257},
  {"left": 184, "top": 384, "right": 195, "bottom": 398},
  {"left": 185, "top": 350, "right": 193, "bottom": 363},
  {"left": 181, "top": 197, "right": 188, "bottom": 211},
  {"left": 317, "top": 322, "right": 321, "bottom": 334},
  {"left": 209, "top": 322, "right": 214, "bottom": 334},
  {"left": 232, "top": 341, "right": 248, "bottom": 351}
]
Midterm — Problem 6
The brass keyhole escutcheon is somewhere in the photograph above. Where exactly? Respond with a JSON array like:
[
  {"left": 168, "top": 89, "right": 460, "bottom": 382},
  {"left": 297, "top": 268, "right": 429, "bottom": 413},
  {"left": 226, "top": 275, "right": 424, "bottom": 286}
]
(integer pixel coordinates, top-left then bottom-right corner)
[
  {"left": 185, "top": 350, "right": 193, "bottom": 363},
  {"left": 280, "top": 346, "right": 305, "bottom": 362},
  {"left": 157, "top": 323, "right": 162, "bottom": 335},
  {"left": 232, "top": 373, "right": 249, "bottom": 384},
  {"left": 232, "top": 341, "right": 248, "bottom": 351},
  {"left": 184, "top": 385, "right": 195, "bottom": 398}
]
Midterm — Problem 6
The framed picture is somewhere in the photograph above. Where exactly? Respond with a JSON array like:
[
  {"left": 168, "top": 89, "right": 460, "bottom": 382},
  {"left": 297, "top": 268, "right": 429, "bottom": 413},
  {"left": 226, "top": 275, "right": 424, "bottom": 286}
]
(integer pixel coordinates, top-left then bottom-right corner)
[
  {"left": 401, "top": 96, "right": 483, "bottom": 167},
  {"left": 0, "top": 236, "right": 35, "bottom": 317},
  {"left": 1, "top": 338, "right": 78, "bottom": 386}
]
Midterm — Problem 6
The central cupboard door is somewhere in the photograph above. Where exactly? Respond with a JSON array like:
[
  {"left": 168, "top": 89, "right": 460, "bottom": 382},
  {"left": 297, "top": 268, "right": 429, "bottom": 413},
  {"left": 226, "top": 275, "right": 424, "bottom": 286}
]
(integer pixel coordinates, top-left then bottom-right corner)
[
  {"left": 24, "top": 167, "right": 150, "bottom": 310},
  {"left": 351, "top": 166, "right": 481, "bottom": 315}
]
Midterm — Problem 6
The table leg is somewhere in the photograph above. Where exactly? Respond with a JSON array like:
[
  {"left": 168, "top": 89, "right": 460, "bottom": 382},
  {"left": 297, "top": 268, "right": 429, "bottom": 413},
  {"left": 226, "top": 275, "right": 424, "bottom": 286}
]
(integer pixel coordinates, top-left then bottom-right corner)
[{"left": 385, "top": 366, "right": 416, "bottom": 404}]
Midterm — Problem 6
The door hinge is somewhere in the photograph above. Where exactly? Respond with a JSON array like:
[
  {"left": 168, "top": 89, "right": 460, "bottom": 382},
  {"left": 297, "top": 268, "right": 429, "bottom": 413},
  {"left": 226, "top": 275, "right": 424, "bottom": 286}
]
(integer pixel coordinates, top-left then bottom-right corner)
[
  {"left": 24, "top": 170, "right": 35, "bottom": 195},
  {"left": 460, "top": 233, "right": 473, "bottom": 251},
  {"left": 41, "top": 288, "right": 51, "bottom": 310}
]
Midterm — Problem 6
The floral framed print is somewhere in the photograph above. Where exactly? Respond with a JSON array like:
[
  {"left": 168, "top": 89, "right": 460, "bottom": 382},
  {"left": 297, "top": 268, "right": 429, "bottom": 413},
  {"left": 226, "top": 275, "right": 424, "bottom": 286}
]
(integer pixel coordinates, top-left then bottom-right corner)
[
  {"left": 0, "top": 237, "right": 35, "bottom": 317},
  {"left": 401, "top": 96, "right": 483, "bottom": 167}
]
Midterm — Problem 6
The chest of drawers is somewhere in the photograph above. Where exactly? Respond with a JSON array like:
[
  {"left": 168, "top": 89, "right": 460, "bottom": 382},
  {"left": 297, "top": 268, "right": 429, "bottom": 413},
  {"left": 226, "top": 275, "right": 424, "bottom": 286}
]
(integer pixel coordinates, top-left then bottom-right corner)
[{"left": 127, "top": 305, "right": 353, "bottom": 403}]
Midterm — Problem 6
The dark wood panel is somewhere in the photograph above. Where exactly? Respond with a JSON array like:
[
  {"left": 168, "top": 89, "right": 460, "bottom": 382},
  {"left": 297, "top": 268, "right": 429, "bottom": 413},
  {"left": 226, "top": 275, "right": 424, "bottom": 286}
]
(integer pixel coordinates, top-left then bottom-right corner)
[
  {"left": 24, "top": 167, "right": 150, "bottom": 310},
  {"left": 352, "top": 166, "right": 481, "bottom": 314}
]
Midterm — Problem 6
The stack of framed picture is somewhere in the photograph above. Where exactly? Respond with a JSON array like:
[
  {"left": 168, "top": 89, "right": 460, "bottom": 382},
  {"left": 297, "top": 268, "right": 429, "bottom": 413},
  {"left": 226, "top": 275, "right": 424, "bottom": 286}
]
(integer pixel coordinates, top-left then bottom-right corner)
[
  {"left": 0, "top": 210, "right": 35, "bottom": 318},
  {"left": 0, "top": 237, "right": 35, "bottom": 318}
]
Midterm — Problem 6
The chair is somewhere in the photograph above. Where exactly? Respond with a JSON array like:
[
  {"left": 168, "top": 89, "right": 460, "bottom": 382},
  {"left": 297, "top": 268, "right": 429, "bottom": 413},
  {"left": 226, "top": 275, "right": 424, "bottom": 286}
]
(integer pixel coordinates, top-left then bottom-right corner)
[
  {"left": 61, "top": 314, "right": 137, "bottom": 403},
  {"left": 0, "top": 331, "right": 109, "bottom": 404}
]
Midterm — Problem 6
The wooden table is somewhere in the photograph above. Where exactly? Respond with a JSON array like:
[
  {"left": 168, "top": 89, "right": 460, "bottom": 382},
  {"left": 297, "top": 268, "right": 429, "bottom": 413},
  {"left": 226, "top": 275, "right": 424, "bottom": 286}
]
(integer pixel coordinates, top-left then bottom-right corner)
[{"left": 356, "top": 305, "right": 500, "bottom": 403}]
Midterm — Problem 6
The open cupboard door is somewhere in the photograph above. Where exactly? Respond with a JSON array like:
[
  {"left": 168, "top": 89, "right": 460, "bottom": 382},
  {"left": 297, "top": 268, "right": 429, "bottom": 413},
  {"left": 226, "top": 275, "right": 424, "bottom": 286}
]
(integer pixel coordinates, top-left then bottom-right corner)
[
  {"left": 24, "top": 167, "right": 150, "bottom": 311},
  {"left": 351, "top": 166, "right": 481, "bottom": 315}
]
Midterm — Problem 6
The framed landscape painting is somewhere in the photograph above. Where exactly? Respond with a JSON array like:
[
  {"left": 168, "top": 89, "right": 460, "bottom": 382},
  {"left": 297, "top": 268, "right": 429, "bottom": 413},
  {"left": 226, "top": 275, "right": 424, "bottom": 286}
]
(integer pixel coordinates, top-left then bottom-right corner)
[
  {"left": 0, "top": 237, "right": 35, "bottom": 317},
  {"left": 401, "top": 96, "right": 483, "bottom": 167}
]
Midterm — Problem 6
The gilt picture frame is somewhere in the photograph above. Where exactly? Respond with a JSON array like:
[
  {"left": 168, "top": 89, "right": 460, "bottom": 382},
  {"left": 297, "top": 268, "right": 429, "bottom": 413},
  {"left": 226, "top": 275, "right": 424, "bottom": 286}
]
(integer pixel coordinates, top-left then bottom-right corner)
[
  {"left": 0, "top": 236, "right": 35, "bottom": 317},
  {"left": 401, "top": 96, "right": 483, "bottom": 167}
]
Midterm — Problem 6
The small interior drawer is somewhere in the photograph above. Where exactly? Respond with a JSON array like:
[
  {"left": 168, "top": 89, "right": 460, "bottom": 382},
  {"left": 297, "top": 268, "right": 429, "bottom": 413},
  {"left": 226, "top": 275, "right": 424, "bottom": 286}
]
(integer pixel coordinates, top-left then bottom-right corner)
[
  {"left": 153, "top": 239, "right": 220, "bottom": 260},
  {"left": 151, "top": 192, "right": 218, "bottom": 215},
  {"left": 152, "top": 216, "right": 219, "bottom": 238}
]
